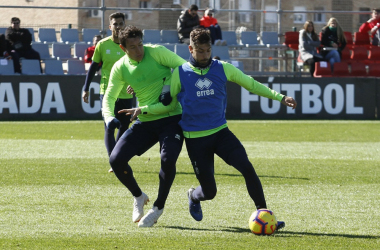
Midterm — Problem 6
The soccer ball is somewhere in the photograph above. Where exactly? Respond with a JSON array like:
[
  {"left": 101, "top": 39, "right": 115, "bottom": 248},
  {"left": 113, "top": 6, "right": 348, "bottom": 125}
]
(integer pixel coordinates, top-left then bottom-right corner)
[{"left": 249, "top": 209, "right": 278, "bottom": 235}]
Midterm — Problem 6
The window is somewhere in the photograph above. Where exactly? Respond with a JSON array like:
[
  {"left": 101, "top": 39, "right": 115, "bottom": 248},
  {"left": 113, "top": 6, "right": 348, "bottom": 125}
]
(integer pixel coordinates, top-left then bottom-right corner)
[
  {"left": 188, "top": 0, "right": 200, "bottom": 7},
  {"left": 314, "top": 7, "right": 325, "bottom": 23},
  {"left": 294, "top": 6, "right": 306, "bottom": 24},
  {"left": 208, "top": 0, "right": 220, "bottom": 10},
  {"left": 139, "top": 0, "right": 151, "bottom": 9},
  {"left": 239, "top": 0, "right": 251, "bottom": 23},
  {"left": 265, "top": 6, "right": 277, "bottom": 24},
  {"left": 359, "top": 7, "right": 371, "bottom": 24},
  {"left": 173, "top": 0, "right": 180, "bottom": 4}
]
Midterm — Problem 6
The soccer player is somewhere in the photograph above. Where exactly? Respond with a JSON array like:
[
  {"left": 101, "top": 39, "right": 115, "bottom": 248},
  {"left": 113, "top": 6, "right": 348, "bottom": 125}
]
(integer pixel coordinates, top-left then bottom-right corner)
[
  {"left": 102, "top": 25, "right": 186, "bottom": 227},
  {"left": 120, "top": 28, "right": 296, "bottom": 228},
  {"left": 82, "top": 12, "right": 133, "bottom": 173}
]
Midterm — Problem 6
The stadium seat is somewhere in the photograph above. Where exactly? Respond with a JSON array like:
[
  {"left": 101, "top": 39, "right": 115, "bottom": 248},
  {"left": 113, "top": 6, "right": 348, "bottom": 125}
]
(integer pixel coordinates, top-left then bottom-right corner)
[
  {"left": 0, "top": 27, "right": 6, "bottom": 34},
  {"left": 38, "top": 28, "right": 57, "bottom": 43},
  {"left": 344, "top": 31, "right": 353, "bottom": 50},
  {"left": 74, "top": 43, "right": 91, "bottom": 59},
  {"left": 0, "top": 59, "right": 15, "bottom": 75},
  {"left": 67, "top": 60, "right": 86, "bottom": 75},
  {"left": 284, "top": 31, "right": 299, "bottom": 50},
  {"left": 221, "top": 31, "right": 243, "bottom": 47},
  {"left": 21, "top": 59, "right": 41, "bottom": 75},
  {"left": 27, "top": 28, "right": 35, "bottom": 42},
  {"left": 350, "top": 62, "right": 367, "bottom": 77},
  {"left": 212, "top": 46, "right": 230, "bottom": 60},
  {"left": 82, "top": 28, "right": 100, "bottom": 43},
  {"left": 52, "top": 43, "right": 72, "bottom": 60},
  {"left": 44, "top": 60, "right": 64, "bottom": 75},
  {"left": 260, "top": 31, "right": 286, "bottom": 49},
  {"left": 32, "top": 43, "right": 51, "bottom": 60},
  {"left": 240, "top": 31, "right": 264, "bottom": 48},
  {"left": 353, "top": 32, "right": 370, "bottom": 48},
  {"left": 230, "top": 60, "right": 244, "bottom": 72},
  {"left": 313, "top": 61, "right": 331, "bottom": 77},
  {"left": 162, "top": 44, "right": 175, "bottom": 52},
  {"left": 160, "top": 30, "right": 179, "bottom": 44},
  {"left": 107, "top": 29, "right": 112, "bottom": 37},
  {"left": 340, "top": 48, "right": 351, "bottom": 63},
  {"left": 332, "top": 62, "right": 349, "bottom": 77},
  {"left": 350, "top": 46, "right": 368, "bottom": 62},
  {"left": 143, "top": 29, "right": 161, "bottom": 44},
  {"left": 175, "top": 44, "right": 190, "bottom": 60},
  {"left": 60, "top": 28, "right": 80, "bottom": 44},
  {"left": 367, "top": 63, "right": 380, "bottom": 77},
  {"left": 367, "top": 46, "right": 380, "bottom": 63}
]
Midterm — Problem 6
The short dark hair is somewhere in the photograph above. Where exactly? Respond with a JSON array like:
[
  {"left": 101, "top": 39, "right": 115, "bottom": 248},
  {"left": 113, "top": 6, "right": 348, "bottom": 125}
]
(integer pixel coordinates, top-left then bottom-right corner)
[
  {"left": 94, "top": 35, "right": 102, "bottom": 40},
  {"left": 119, "top": 25, "right": 143, "bottom": 47},
  {"left": 190, "top": 28, "right": 211, "bottom": 48},
  {"left": 373, "top": 8, "right": 380, "bottom": 13},
  {"left": 11, "top": 17, "right": 20, "bottom": 23},
  {"left": 109, "top": 12, "right": 125, "bottom": 23},
  {"left": 190, "top": 5, "right": 198, "bottom": 11}
]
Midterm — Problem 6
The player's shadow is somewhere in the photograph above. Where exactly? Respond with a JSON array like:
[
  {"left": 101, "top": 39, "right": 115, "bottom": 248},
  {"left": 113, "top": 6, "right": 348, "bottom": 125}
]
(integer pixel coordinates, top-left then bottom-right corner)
[
  {"left": 176, "top": 171, "right": 309, "bottom": 180},
  {"left": 164, "top": 226, "right": 379, "bottom": 239}
]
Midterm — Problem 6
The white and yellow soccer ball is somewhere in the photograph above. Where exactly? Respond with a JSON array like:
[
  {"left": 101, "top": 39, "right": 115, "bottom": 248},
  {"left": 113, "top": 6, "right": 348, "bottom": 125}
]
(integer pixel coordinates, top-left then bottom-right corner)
[{"left": 249, "top": 209, "right": 278, "bottom": 235}]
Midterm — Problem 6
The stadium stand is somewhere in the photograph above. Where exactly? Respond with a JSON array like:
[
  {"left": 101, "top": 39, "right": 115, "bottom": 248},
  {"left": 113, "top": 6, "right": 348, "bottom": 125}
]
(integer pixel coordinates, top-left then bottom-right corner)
[
  {"left": 313, "top": 61, "right": 332, "bottom": 77},
  {"left": 0, "top": 27, "right": 6, "bottom": 34},
  {"left": 21, "top": 59, "right": 41, "bottom": 75},
  {"left": 67, "top": 60, "right": 86, "bottom": 75},
  {"left": 27, "top": 28, "right": 35, "bottom": 42},
  {"left": 0, "top": 59, "right": 15, "bottom": 75},
  {"left": 44, "top": 60, "right": 64, "bottom": 75},
  {"left": 344, "top": 31, "right": 353, "bottom": 50},
  {"left": 260, "top": 31, "right": 286, "bottom": 49},
  {"left": 52, "top": 43, "right": 72, "bottom": 60},
  {"left": 367, "top": 46, "right": 380, "bottom": 63},
  {"left": 60, "top": 28, "right": 80, "bottom": 44},
  {"left": 368, "top": 63, "right": 380, "bottom": 77},
  {"left": 350, "top": 62, "right": 367, "bottom": 77},
  {"left": 340, "top": 48, "right": 351, "bottom": 63},
  {"left": 332, "top": 62, "right": 349, "bottom": 77},
  {"left": 143, "top": 29, "right": 161, "bottom": 44},
  {"left": 82, "top": 28, "right": 100, "bottom": 44},
  {"left": 31, "top": 43, "right": 51, "bottom": 60},
  {"left": 38, "top": 28, "right": 57, "bottom": 43},
  {"left": 160, "top": 30, "right": 179, "bottom": 44},
  {"left": 162, "top": 44, "right": 175, "bottom": 52}
]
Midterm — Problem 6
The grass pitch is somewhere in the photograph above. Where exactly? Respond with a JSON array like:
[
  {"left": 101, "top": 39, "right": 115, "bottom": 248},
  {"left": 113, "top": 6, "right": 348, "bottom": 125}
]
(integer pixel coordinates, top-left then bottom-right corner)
[{"left": 0, "top": 120, "right": 379, "bottom": 249}]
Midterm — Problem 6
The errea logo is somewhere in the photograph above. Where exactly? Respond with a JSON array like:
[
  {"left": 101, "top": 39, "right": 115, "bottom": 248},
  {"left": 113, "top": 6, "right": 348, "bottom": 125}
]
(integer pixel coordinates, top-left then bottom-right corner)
[{"left": 195, "top": 78, "right": 214, "bottom": 97}]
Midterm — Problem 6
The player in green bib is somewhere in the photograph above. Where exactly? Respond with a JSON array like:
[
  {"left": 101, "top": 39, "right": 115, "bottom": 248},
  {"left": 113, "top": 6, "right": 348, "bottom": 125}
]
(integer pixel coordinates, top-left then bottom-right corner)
[
  {"left": 102, "top": 25, "right": 186, "bottom": 227},
  {"left": 82, "top": 13, "right": 133, "bottom": 173}
]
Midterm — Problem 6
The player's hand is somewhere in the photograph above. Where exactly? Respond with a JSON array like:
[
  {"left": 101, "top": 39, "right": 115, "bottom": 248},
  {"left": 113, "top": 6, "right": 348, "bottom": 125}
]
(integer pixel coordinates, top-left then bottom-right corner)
[
  {"left": 281, "top": 96, "right": 297, "bottom": 110},
  {"left": 118, "top": 108, "right": 141, "bottom": 121},
  {"left": 126, "top": 85, "right": 135, "bottom": 95},
  {"left": 82, "top": 91, "right": 89, "bottom": 103},
  {"left": 105, "top": 117, "right": 121, "bottom": 129}
]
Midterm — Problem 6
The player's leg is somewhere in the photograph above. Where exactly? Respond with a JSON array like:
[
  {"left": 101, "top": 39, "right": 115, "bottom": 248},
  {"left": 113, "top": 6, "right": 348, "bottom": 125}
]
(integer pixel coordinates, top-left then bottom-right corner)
[
  {"left": 100, "top": 94, "right": 116, "bottom": 158},
  {"left": 138, "top": 115, "right": 183, "bottom": 227},
  {"left": 215, "top": 128, "right": 267, "bottom": 209},
  {"left": 114, "top": 98, "right": 133, "bottom": 141},
  {"left": 109, "top": 119, "right": 158, "bottom": 223}
]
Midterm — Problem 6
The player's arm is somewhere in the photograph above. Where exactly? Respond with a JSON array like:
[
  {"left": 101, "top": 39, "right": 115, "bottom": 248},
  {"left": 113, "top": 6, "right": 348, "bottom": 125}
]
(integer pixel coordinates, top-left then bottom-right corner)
[
  {"left": 102, "top": 61, "right": 126, "bottom": 125},
  {"left": 222, "top": 62, "right": 297, "bottom": 109},
  {"left": 82, "top": 43, "right": 101, "bottom": 103}
]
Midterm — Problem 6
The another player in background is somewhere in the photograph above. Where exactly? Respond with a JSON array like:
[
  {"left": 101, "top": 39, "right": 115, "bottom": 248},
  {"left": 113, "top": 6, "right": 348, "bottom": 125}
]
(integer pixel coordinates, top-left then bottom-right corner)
[
  {"left": 102, "top": 25, "right": 186, "bottom": 227},
  {"left": 82, "top": 12, "right": 133, "bottom": 173},
  {"left": 84, "top": 35, "right": 102, "bottom": 63},
  {"left": 121, "top": 28, "right": 296, "bottom": 228}
]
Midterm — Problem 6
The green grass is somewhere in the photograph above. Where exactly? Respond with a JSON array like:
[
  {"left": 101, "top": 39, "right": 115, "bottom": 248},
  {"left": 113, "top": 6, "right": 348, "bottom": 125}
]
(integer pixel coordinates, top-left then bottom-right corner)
[{"left": 0, "top": 120, "right": 379, "bottom": 249}]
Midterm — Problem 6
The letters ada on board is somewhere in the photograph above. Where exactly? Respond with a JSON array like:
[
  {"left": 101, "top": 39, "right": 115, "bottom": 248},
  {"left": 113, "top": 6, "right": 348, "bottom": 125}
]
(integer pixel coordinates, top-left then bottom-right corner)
[{"left": 0, "top": 76, "right": 378, "bottom": 120}]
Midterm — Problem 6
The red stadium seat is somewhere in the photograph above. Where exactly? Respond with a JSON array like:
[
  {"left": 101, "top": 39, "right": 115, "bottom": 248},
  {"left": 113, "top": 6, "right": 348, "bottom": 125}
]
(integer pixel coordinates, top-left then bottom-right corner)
[
  {"left": 367, "top": 46, "right": 380, "bottom": 63},
  {"left": 313, "top": 61, "right": 332, "bottom": 77},
  {"left": 350, "top": 46, "right": 368, "bottom": 62},
  {"left": 340, "top": 48, "right": 351, "bottom": 63},
  {"left": 353, "top": 32, "right": 370, "bottom": 48},
  {"left": 367, "top": 63, "right": 380, "bottom": 77},
  {"left": 332, "top": 62, "right": 349, "bottom": 77},
  {"left": 350, "top": 62, "right": 367, "bottom": 77},
  {"left": 284, "top": 31, "right": 299, "bottom": 50},
  {"left": 344, "top": 31, "right": 353, "bottom": 50}
]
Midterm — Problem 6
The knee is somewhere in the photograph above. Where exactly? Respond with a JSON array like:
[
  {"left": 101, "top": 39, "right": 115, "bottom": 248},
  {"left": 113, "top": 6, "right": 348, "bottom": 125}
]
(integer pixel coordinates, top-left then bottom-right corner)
[{"left": 109, "top": 151, "right": 127, "bottom": 168}]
